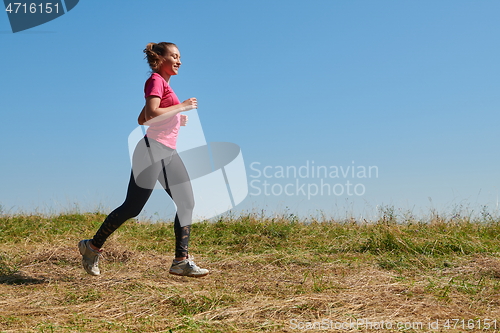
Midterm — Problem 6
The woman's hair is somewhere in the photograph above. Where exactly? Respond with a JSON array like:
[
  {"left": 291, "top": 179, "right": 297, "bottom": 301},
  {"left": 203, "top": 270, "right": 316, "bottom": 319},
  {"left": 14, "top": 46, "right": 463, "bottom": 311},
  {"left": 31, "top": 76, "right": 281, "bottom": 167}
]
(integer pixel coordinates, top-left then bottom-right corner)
[{"left": 143, "top": 42, "right": 177, "bottom": 72}]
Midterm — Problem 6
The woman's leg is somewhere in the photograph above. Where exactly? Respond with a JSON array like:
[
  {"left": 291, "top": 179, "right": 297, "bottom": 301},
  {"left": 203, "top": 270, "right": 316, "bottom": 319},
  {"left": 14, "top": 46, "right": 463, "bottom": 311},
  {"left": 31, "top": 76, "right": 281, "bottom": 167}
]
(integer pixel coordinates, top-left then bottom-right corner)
[
  {"left": 79, "top": 164, "right": 160, "bottom": 276},
  {"left": 90, "top": 170, "right": 156, "bottom": 248},
  {"left": 157, "top": 151, "right": 195, "bottom": 259},
  {"left": 91, "top": 137, "right": 164, "bottom": 248},
  {"left": 80, "top": 137, "right": 164, "bottom": 275}
]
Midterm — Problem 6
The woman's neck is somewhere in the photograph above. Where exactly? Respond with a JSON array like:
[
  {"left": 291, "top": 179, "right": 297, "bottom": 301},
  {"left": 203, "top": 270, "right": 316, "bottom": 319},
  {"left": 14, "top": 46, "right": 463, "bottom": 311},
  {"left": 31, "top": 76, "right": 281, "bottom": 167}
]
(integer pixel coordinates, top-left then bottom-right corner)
[{"left": 157, "top": 69, "right": 171, "bottom": 84}]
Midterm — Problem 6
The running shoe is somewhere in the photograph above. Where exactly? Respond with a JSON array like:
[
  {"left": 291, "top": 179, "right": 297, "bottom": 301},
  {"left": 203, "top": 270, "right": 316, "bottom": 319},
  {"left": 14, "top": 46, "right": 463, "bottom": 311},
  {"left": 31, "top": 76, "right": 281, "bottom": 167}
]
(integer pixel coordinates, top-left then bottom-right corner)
[
  {"left": 169, "top": 255, "right": 209, "bottom": 277},
  {"left": 78, "top": 239, "right": 102, "bottom": 276}
]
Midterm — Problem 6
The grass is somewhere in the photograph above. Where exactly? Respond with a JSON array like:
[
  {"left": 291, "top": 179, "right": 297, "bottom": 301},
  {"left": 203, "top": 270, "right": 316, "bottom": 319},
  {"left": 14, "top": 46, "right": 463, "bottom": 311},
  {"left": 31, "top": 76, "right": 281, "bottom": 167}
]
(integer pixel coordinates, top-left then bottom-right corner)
[{"left": 0, "top": 211, "right": 500, "bottom": 332}]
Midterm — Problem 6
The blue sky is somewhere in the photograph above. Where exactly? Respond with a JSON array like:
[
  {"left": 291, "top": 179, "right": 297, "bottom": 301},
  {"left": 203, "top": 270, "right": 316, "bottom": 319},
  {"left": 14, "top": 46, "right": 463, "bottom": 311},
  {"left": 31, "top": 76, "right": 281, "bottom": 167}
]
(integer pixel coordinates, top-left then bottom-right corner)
[{"left": 1, "top": 1, "right": 499, "bottom": 221}]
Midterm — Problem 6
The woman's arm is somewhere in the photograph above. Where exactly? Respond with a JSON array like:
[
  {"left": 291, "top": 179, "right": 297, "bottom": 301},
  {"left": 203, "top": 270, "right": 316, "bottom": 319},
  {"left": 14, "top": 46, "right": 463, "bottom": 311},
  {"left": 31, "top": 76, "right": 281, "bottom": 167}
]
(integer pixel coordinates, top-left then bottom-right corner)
[
  {"left": 138, "top": 106, "right": 146, "bottom": 125},
  {"left": 143, "top": 96, "right": 197, "bottom": 126}
]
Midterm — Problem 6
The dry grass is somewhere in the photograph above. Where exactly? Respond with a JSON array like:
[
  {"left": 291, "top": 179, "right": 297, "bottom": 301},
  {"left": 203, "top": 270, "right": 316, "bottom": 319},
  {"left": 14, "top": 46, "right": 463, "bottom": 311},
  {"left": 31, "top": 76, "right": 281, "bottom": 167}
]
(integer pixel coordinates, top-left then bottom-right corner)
[{"left": 1, "top": 212, "right": 500, "bottom": 332}]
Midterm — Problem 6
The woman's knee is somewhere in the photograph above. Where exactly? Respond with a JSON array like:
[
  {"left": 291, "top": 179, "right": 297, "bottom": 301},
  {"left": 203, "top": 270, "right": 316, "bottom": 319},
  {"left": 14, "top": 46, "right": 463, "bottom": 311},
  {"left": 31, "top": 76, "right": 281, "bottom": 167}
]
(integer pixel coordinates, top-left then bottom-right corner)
[
  {"left": 128, "top": 208, "right": 143, "bottom": 219},
  {"left": 118, "top": 201, "right": 144, "bottom": 219}
]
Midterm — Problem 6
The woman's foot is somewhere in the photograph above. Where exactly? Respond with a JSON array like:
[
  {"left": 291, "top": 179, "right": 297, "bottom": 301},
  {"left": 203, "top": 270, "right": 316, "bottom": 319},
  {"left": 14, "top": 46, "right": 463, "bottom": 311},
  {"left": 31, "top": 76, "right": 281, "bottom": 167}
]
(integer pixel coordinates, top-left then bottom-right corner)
[
  {"left": 169, "top": 255, "right": 209, "bottom": 277},
  {"left": 78, "top": 239, "right": 102, "bottom": 276}
]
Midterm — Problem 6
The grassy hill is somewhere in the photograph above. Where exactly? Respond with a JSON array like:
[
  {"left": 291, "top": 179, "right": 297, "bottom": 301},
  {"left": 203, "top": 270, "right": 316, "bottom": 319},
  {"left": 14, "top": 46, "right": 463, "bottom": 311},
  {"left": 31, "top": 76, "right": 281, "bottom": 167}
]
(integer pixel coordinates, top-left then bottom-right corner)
[{"left": 1, "top": 212, "right": 500, "bottom": 332}]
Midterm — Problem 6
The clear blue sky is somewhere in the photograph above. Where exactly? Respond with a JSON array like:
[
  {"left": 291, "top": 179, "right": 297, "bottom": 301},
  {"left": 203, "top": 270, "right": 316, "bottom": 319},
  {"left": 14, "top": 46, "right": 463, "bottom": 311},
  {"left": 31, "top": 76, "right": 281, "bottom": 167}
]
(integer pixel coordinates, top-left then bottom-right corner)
[{"left": 1, "top": 1, "right": 499, "bottom": 221}]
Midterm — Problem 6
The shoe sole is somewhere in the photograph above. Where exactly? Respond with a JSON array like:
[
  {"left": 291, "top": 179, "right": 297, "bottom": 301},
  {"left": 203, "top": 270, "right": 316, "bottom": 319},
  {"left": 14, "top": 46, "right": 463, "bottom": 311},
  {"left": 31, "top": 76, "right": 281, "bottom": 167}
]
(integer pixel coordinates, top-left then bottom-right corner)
[{"left": 169, "top": 271, "right": 209, "bottom": 278}]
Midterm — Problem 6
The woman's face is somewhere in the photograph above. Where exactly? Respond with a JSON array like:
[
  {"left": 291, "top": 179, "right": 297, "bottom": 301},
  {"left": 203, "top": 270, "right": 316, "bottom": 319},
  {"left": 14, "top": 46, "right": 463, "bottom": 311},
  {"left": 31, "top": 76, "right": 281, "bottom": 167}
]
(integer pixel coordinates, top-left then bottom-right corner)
[{"left": 161, "top": 46, "right": 182, "bottom": 75}]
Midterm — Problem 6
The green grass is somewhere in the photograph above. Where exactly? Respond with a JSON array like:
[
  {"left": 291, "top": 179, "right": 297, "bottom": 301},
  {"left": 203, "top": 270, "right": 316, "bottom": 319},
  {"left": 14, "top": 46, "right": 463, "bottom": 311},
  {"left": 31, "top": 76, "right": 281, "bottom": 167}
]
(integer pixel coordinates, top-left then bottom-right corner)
[{"left": 1, "top": 212, "right": 500, "bottom": 332}]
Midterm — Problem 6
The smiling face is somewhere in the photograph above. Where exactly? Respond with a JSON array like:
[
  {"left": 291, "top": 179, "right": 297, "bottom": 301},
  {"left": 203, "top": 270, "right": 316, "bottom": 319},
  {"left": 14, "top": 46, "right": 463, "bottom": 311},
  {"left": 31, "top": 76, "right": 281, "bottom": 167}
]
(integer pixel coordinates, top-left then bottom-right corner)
[{"left": 161, "top": 45, "right": 182, "bottom": 76}]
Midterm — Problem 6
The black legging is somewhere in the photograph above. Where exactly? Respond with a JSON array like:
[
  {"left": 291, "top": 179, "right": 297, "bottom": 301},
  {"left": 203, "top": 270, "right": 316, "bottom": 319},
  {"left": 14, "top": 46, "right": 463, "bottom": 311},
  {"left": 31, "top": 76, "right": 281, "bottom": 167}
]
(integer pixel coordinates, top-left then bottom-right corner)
[{"left": 91, "top": 136, "right": 194, "bottom": 258}]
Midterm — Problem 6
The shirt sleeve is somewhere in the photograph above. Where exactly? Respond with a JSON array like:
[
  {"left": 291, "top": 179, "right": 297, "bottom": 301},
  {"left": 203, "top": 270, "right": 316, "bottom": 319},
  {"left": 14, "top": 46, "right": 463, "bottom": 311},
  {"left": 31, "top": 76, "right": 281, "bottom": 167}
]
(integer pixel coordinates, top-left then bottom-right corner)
[{"left": 144, "top": 75, "right": 164, "bottom": 99}]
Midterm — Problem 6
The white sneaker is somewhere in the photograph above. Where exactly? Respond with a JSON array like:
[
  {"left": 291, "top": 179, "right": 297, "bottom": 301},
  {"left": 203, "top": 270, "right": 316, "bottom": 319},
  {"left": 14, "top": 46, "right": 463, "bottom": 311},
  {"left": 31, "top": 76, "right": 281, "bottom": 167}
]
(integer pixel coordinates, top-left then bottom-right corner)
[
  {"left": 169, "top": 255, "right": 209, "bottom": 278},
  {"left": 78, "top": 239, "right": 102, "bottom": 276}
]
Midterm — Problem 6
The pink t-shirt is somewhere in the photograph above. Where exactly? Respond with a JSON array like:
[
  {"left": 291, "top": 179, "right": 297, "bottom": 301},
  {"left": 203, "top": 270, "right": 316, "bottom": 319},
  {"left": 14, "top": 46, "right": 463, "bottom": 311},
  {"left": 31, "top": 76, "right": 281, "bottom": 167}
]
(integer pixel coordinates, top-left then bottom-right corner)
[{"left": 144, "top": 73, "right": 181, "bottom": 149}]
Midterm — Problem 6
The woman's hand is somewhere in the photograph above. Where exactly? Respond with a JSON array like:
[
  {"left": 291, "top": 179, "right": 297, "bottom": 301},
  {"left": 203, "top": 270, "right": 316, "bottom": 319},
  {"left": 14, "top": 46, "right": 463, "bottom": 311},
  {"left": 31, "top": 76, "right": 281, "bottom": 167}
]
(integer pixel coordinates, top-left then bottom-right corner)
[
  {"left": 181, "top": 97, "right": 197, "bottom": 111},
  {"left": 180, "top": 114, "right": 188, "bottom": 126}
]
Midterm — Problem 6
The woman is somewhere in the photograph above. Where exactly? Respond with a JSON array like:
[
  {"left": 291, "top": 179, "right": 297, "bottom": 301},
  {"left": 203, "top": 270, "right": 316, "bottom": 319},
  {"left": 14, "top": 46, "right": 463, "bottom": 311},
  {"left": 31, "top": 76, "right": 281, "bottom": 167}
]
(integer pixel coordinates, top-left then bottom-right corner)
[{"left": 78, "top": 42, "right": 209, "bottom": 278}]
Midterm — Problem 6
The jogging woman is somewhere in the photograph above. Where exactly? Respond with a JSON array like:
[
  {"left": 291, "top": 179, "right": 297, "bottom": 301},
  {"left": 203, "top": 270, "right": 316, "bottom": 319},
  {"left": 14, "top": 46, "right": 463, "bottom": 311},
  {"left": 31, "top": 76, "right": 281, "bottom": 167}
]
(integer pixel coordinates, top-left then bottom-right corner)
[{"left": 78, "top": 42, "right": 209, "bottom": 278}]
